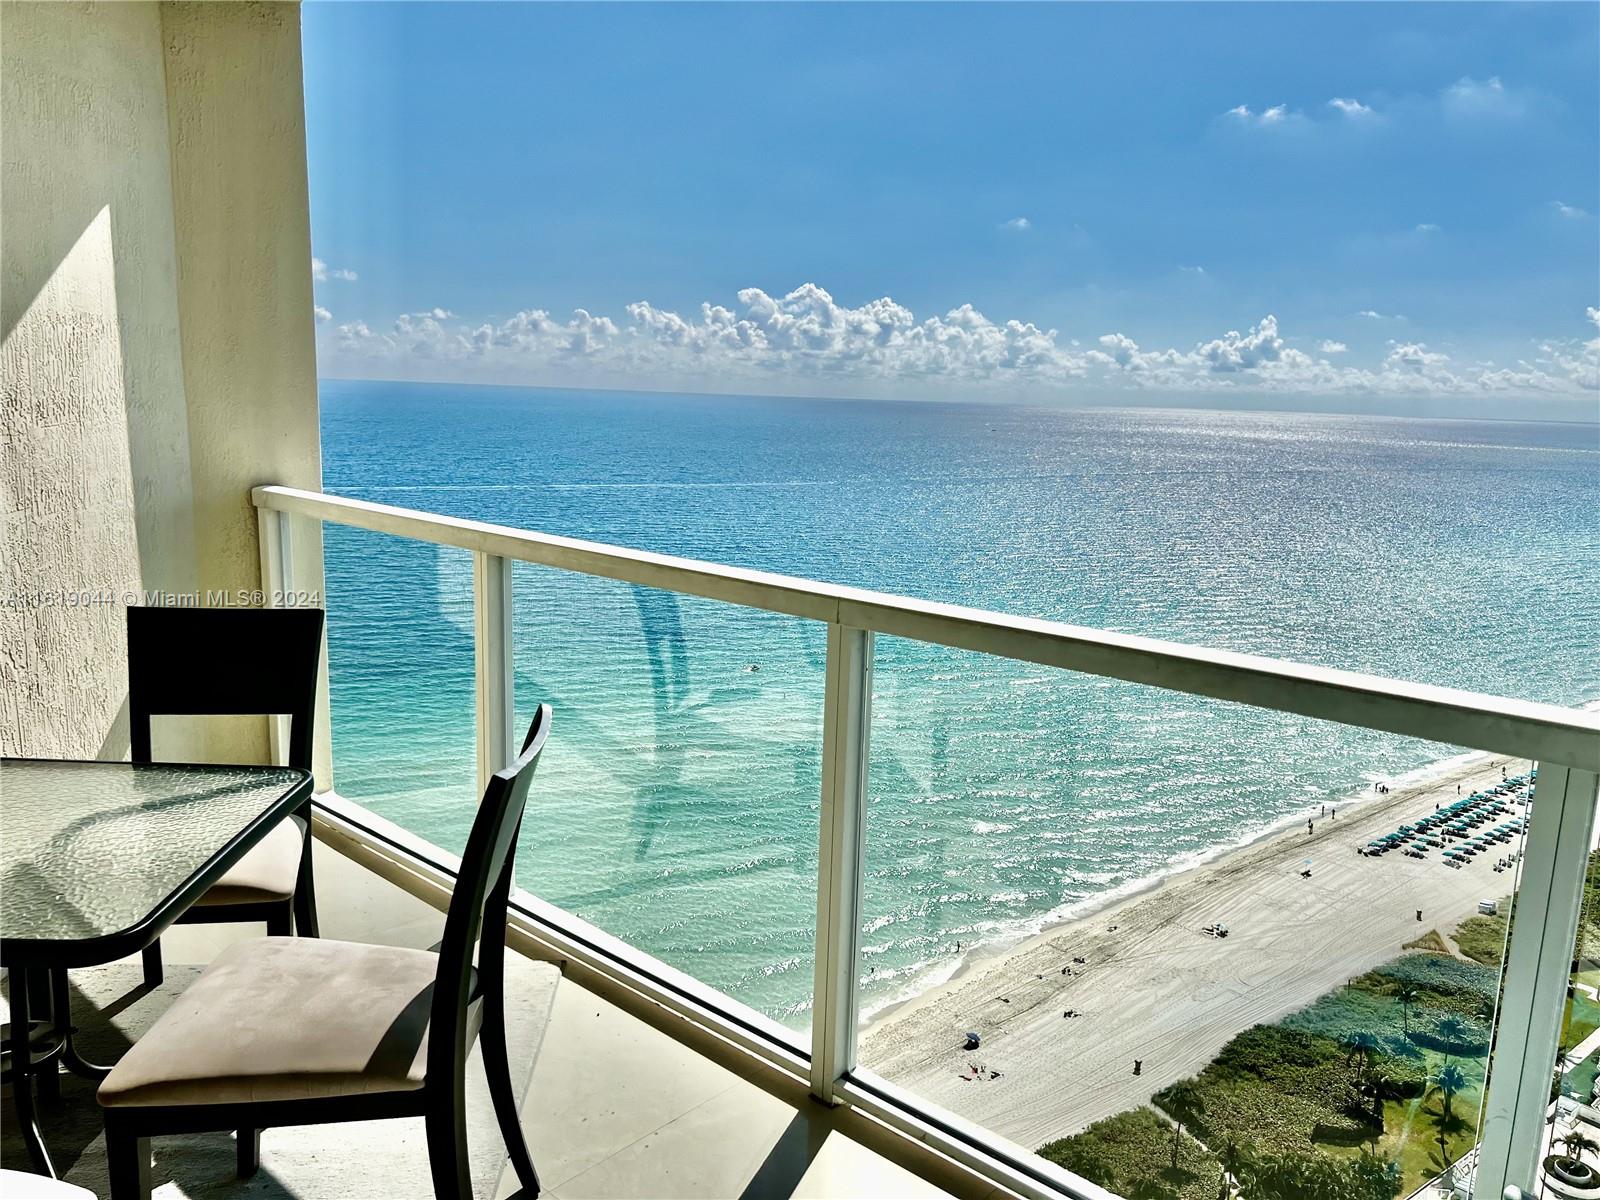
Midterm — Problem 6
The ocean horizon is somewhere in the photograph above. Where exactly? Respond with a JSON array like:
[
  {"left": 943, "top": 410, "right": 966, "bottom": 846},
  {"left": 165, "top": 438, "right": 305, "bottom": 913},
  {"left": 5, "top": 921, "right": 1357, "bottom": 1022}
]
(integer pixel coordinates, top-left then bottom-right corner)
[{"left": 318, "top": 379, "right": 1600, "bottom": 1028}]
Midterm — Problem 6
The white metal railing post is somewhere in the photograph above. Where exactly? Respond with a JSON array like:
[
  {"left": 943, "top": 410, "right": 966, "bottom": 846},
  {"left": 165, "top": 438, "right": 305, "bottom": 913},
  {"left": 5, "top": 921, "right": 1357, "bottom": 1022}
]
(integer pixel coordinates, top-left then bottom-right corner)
[
  {"left": 473, "top": 551, "right": 516, "bottom": 796},
  {"left": 1478, "top": 763, "right": 1600, "bottom": 1196},
  {"left": 811, "top": 623, "right": 874, "bottom": 1103},
  {"left": 256, "top": 505, "right": 293, "bottom": 765}
]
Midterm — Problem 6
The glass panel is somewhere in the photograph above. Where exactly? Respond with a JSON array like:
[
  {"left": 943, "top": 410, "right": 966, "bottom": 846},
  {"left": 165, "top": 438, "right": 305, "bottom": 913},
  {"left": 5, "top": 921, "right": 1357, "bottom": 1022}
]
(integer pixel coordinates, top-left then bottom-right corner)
[
  {"left": 512, "top": 563, "right": 823, "bottom": 1031},
  {"left": 857, "top": 638, "right": 1527, "bottom": 1200},
  {"left": 323, "top": 524, "right": 478, "bottom": 853}
]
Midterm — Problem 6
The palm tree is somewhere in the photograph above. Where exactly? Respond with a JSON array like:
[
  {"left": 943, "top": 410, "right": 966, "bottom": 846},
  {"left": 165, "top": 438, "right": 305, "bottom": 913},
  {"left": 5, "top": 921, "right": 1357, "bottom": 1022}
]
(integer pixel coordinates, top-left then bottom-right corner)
[
  {"left": 1344, "top": 1030, "right": 1380, "bottom": 1088},
  {"left": 1434, "top": 1062, "right": 1467, "bottom": 1124},
  {"left": 1561, "top": 1130, "right": 1600, "bottom": 1169},
  {"left": 1397, "top": 985, "right": 1420, "bottom": 1036},
  {"left": 1163, "top": 1082, "right": 1206, "bottom": 1172},
  {"left": 1215, "top": 1138, "right": 1249, "bottom": 1200},
  {"left": 1436, "top": 1015, "right": 1469, "bottom": 1066}
]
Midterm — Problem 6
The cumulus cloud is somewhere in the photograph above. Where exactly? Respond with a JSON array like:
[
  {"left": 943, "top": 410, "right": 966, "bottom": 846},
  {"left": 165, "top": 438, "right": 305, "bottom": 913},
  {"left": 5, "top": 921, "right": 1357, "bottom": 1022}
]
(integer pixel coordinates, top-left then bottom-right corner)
[
  {"left": 1225, "top": 103, "right": 1293, "bottom": 126},
  {"left": 1415, "top": 223, "right": 1442, "bottom": 234},
  {"left": 1553, "top": 201, "right": 1591, "bottom": 219},
  {"left": 1002, "top": 217, "right": 1031, "bottom": 232},
  {"left": 312, "top": 257, "right": 358, "bottom": 282},
  {"left": 1356, "top": 310, "right": 1404, "bottom": 321},
  {"left": 1328, "top": 97, "right": 1375, "bottom": 117},
  {"left": 316, "top": 283, "right": 1599, "bottom": 400},
  {"left": 314, "top": 305, "right": 332, "bottom": 323}
]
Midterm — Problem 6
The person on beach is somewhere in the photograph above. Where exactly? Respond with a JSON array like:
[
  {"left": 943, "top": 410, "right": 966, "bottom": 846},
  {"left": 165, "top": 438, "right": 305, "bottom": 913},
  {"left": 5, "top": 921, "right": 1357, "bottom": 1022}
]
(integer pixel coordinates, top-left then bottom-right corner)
[{"left": 1308, "top": 819, "right": 1314, "bottom": 835}]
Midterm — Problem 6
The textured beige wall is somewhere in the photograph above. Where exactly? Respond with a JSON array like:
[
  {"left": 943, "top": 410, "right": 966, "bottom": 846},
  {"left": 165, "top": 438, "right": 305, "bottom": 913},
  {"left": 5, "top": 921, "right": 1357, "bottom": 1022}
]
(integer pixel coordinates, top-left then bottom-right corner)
[
  {"left": 2, "top": 1, "right": 196, "bottom": 758},
  {"left": 1, "top": 1, "right": 323, "bottom": 768}
]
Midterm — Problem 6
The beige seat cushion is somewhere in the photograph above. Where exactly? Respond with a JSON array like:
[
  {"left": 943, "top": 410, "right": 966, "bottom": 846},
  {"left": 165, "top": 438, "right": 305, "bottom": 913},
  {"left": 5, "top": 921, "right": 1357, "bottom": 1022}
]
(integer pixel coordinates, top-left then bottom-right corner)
[
  {"left": 99, "top": 937, "right": 443, "bottom": 1107},
  {"left": 195, "top": 815, "right": 305, "bottom": 906}
]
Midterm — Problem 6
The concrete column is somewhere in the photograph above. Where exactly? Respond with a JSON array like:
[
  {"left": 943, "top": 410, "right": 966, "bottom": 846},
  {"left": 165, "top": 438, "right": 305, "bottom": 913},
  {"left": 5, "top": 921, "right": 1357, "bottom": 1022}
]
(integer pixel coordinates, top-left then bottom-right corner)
[{"left": 159, "top": 1, "right": 330, "bottom": 773}]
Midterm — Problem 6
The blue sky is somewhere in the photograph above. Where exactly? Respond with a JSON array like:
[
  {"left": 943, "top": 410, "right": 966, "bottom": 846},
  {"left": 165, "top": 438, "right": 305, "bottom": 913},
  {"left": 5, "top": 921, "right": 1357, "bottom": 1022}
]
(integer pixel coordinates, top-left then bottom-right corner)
[{"left": 302, "top": 2, "right": 1599, "bottom": 416}]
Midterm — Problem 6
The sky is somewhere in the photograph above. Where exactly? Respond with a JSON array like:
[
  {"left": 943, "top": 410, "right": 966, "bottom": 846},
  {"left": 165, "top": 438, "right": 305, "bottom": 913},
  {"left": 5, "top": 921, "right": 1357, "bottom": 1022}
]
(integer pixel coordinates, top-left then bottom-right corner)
[{"left": 302, "top": 2, "right": 1600, "bottom": 417}]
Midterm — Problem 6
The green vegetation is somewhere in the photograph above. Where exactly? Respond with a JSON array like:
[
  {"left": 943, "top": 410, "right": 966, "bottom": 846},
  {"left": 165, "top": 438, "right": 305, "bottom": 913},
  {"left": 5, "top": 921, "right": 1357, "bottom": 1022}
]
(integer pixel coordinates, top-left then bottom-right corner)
[
  {"left": 1038, "top": 1108, "right": 1220, "bottom": 1200},
  {"left": 1401, "top": 929, "right": 1449, "bottom": 954},
  {"left": 1040, "top": 951, "right": 1504, "bottom": 1198},
  {"left": 1451, "top": 914, "right": 1507, "bottom": 966}
]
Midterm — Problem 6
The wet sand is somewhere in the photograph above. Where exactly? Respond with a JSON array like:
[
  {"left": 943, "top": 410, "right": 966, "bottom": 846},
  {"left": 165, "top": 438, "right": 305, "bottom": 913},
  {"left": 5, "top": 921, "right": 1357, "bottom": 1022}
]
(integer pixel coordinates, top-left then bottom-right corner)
[{"left": 859, "top": 752, "right": 1528, "bottom": 1150}]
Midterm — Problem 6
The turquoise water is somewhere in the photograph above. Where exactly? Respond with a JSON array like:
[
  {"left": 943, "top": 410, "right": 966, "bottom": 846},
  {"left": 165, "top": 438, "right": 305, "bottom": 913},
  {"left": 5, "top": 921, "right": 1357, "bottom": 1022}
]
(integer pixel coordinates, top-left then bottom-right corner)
[{"left": 319, "top": 381, "right": 1599, "bottom": 1027}]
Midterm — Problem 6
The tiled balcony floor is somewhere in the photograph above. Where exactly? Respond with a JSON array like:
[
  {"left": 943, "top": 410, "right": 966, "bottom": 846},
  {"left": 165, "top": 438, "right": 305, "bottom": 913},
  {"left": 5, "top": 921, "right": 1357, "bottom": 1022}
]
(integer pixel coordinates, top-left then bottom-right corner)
[{"left": 3, "top": 839, "right": 992, "bottom": 1200}]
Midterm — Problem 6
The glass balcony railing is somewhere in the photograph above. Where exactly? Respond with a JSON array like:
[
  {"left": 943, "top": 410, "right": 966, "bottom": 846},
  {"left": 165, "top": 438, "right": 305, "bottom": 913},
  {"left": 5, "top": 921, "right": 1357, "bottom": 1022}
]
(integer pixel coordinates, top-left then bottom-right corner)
[
  {"left": 256, "top": 483, "right": 1600, "bottom": 1200},
  {"left": 859, "top": 636, "right": 1543, "bottom": 1200},
  {"left": 323, "top": 526, "right": 477, "bottom": 850}
]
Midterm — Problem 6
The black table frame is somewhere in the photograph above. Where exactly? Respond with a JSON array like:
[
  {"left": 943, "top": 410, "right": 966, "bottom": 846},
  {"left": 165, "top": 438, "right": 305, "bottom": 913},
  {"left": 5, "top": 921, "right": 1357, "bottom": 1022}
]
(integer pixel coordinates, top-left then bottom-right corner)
[{"left": 1, "top": 759, "right": 313, "bottom": 1179}]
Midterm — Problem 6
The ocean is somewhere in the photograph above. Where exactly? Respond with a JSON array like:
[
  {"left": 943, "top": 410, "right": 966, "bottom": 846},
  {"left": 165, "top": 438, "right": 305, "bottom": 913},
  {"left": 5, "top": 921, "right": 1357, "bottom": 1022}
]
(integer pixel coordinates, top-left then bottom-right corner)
[{"left": 318, "top": 379, "right": 1599, "bottom": 1028}]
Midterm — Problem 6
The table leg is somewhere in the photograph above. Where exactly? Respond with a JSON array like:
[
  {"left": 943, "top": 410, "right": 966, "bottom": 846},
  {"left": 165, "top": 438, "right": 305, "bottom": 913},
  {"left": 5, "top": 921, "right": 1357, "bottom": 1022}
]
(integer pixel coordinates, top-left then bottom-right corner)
[
  {"left": 7, "top": 966, "right": 58, "bottom": 1177},
  {"left": 52, "top": 967, "right": 112, "bottom": 1081},
  {"left": 26, "top": 969, "right": 61, "bottom": 1103}
]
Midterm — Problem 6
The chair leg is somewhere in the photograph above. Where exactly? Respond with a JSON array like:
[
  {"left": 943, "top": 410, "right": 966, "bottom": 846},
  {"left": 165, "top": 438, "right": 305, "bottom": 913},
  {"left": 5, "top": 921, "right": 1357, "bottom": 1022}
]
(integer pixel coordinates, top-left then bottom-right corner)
[
  {"left": 424, "top": 1086, "right": 472, "bottom": 1200},
  {"left": 267, "top": 903, "right": 293, "bottom": 938},
  {"left": 237, "top": 1127, "right": 261, "bottom": 1178},
  {"left": 481, "top": 1001, "right": 540, "bottom": 1195},
  {"left": 141, "top": 941, "right": 163, "bottom": 989},
  {"left": 105, "top": 1123, "right": 152, "bottom": 1200},
  {"left": 293, "top": 801, "right": 320, "bottom": 938}
]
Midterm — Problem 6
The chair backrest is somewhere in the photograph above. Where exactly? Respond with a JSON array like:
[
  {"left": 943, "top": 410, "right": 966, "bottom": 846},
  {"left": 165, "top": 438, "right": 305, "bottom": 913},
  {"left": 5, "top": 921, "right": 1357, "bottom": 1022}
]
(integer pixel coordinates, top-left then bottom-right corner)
[
  {"left": 126, "top": 606, "right": 325, "bottom": 771},
  {"left": 428, "top": 704, "right": 552, "bottom": 1079}
]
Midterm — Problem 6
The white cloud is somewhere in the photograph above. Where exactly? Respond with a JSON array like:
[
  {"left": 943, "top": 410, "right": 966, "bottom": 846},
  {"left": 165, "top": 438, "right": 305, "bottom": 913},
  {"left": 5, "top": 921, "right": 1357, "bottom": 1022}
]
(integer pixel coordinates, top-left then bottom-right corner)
[
  {"left": 1180, "top": 265, "right": 1206, "bottom": 275},
  {"left": 1384, "top": 341, "right": 1450, "bottom": 373},
  {"left": 1553, "top": 201, "right": 1591, "bottom": 219},
  {"left": 1002, "top": 217, "right": 1031, "bottom": 232},
  {"left": 1415, "top": 223, "right": 1442, "bottom": 234},
  {"left": 1224, "top": 103, "right": 1295, "bottom": 127},
  {"left": 314, "top": 305, "right": 332, "bottom": 323},
  {"left": 1441, "top": 75, "right": 1531, "bottom": 120},
  {"left": 317, "top": 283, "right": 1599, "bottom": 399},
  {"left": 312, "top": 256, "right": 358, "bottom": 282},
  {"left": 1328, "top": 97, "right": 1375, "bottom": 118},
  {"left": 1356, "top": 309, "right": 1405, "bottom": 321}
]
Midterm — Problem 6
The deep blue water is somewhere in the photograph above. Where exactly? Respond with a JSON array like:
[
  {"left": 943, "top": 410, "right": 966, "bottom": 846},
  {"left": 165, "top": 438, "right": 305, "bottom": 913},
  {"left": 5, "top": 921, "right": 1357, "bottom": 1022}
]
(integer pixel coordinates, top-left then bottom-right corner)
[{"left": 319, "top": 380, "right": 1599, "bottom": 1027}]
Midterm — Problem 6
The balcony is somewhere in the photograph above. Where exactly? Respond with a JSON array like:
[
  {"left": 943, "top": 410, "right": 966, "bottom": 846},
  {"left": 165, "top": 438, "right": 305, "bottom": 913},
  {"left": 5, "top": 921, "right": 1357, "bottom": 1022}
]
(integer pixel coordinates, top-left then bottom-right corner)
[
  {"left": 5, "top": 6, "right": 1598, "bottom": 1198},
  {"left": 4, "top": 483, "right": 1596, "bottom": 1200}
]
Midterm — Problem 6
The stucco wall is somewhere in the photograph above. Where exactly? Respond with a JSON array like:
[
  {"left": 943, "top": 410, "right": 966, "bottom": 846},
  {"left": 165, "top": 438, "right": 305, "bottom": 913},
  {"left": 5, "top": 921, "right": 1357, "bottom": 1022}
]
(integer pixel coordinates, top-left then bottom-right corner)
[{"left": 1, "top": 1, "right": 323, "bottom": 768}]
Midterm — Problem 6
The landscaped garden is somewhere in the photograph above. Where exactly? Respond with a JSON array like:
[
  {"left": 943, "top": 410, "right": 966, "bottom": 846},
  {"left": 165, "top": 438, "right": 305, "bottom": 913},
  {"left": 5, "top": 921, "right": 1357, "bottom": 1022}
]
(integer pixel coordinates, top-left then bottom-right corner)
[{"left": 1039, "top": 951, "right": 1500, "bottom": 1199}]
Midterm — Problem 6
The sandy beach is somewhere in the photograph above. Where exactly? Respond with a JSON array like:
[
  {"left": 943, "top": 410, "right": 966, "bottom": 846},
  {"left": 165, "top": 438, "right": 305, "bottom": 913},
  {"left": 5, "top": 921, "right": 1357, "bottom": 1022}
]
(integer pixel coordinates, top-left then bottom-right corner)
[{"left": 859, "top": 751, "right": 1529, "bottom": 1150}]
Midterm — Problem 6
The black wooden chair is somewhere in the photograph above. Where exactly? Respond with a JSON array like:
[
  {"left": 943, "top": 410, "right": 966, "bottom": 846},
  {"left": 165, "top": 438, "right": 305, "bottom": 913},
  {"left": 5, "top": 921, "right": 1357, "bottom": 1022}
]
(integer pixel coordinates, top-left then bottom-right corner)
[
  {"left": 97, "top": 705, "right": 552, "bottom": 1200},
  {"left": 127, "top": 606, "right": 324, "bottom": 987}
]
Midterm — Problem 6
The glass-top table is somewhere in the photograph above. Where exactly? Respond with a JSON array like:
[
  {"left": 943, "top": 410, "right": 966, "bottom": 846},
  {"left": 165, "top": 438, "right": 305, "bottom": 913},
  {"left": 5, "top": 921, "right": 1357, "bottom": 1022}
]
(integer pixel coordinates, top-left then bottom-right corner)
[
  {"left": 0, "top": 757, "right": 311, "bottom": 1178},
  {"left": 0, "top": 759, "right": 311, "bottom": 967}
]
